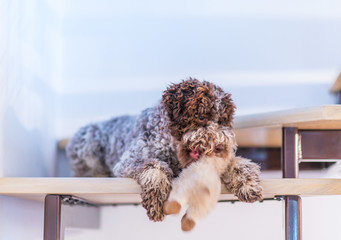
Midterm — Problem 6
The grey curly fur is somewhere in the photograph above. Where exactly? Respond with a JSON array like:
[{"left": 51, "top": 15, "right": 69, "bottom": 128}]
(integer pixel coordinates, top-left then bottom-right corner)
[
  {"left": 221, "top": 156, "right": 263, "bottom": 203},
  {"left": 66, "top": 103, "right": 181, "bottom": 221},
  {"left": 66, "top": 79, "right": 263, "bottom": 222}
]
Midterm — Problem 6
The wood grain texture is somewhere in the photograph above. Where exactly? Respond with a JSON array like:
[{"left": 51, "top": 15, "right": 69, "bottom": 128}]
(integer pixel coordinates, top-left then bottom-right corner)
[
  {"left": 1, "top": 178, "right": 341, "bottom": 204},
  {"left": 234, "top": 105, "right": 341, "bottom": 129},
  {"left": 234, "top": 105, "right": 341, "bottom": 147}
]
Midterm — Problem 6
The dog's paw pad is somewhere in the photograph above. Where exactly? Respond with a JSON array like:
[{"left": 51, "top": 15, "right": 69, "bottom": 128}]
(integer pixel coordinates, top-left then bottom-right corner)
[
  {"left": 164, "top": 200, "right": 181, "bottom": 215},
  {"left": 181, "top": 214, "right": 196, "bottom": 232}
]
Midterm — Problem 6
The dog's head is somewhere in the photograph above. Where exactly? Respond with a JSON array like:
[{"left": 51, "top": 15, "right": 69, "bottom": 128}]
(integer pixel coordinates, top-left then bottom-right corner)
[
  {"left": 177, "top": 123, "right": 237, "bottom": 168},
  {"left": 162, "top": 78, "right": 235, "bottom": 141}
]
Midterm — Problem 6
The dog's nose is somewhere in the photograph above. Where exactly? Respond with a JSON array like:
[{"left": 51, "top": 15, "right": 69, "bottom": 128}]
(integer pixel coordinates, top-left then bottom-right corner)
[{"left": 190, "top": 149, "right": 200, "bottom": 161}]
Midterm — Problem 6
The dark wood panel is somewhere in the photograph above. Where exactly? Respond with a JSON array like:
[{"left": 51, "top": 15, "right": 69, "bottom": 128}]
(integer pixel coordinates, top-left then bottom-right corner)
[
  {"left": 237, "top": 147, "right": 334, "bottom": 171},
  {"left": 300, "top": 130, "right": 341, "bottom": 159}
]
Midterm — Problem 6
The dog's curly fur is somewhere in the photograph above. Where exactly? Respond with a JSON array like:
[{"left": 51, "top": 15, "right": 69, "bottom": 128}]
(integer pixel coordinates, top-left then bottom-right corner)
[
  {"left": 164, "top": 124, "right": 236, "bottom": 231},
  {"left": 162, "top": 78, "right": 235, "bottom": 141},
  {"left": 164, "top": 123, "right": 262, "bottom": 231},
  {"left": 177, "top": 123, "right": 236, "bottom": 168},
  {"left": 66, "top": 78, "right": 260, "bottom": 222},
  {"left": 221, "top": 156, "right": 263, "bottom": 203}
]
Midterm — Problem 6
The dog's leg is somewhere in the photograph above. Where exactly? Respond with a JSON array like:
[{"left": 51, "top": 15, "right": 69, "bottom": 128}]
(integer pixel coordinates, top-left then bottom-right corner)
[
  {"left": 221, "top": 156, "right": 263, "bottom": 203},
  {"left": 138, "top": 160, "right": 173, "bottom": 222},
  {"left": 181, "top": 213, "right": 196, "bottom": 232},
  {"left": 163, "top": 177, "right": 191, "bottom": 215},
  {"left": 181, "top": 184, "right": 219, "bottom": 232},
  {"left": 163, "top": 200, "right": 182, "bottom": 215},
  {"left": 114, "top": 158, "right": 173, "bottom": 222}
]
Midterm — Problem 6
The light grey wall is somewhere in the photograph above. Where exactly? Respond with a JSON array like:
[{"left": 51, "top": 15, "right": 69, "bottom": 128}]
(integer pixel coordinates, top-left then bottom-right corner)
[
  {"left": 0, "top": 0, "right": 62, "bottom": 177},
  {"left": 55, "top": 0, "right": 341, "bottom": 137},
  {"left": 1, "top": 0, "right": 341, "bottom": 239},
  {"left": 0, "top": 1, "right": 62, "bottom": 239}
]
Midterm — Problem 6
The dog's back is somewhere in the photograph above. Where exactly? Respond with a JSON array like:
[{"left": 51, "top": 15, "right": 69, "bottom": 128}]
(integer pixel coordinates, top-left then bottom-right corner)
[{"left": 66, "top": 114, "right": 137, "bottom": 177}]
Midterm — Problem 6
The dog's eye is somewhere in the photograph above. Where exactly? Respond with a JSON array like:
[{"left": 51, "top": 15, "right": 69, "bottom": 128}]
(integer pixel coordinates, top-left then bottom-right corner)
[
  {"left": 215, "top": 145, "right": 224, "bottom": 153},
  {"left": 197, "top": 116, "right": 208, "bottom": 125}
]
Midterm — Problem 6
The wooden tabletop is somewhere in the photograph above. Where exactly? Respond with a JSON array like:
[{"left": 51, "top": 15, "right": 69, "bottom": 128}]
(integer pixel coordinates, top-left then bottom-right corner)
[
  {"left": 1, "top": 177, "right": 341, "bottom": 204},
  {"left": 235, "top": 105, "right": 341, "bottom": 147}
]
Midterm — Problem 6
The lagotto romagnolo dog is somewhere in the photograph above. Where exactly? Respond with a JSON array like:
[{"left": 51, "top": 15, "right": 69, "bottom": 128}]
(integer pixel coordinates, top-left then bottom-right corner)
[
  {"left": 164, "top": 123, "right": 237, "bottom": 231},
  {"left": 66, "top": 78, "right": 263, "bottom": 222}
]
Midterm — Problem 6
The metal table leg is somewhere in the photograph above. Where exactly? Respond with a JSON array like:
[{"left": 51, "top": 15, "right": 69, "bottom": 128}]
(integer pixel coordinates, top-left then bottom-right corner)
[
  {"left": 285, "top": 196, "right": 302, "bottom": 240},
  {"left": 282, "top": 127, "right": 302, "bottom": 240},
  {"left": 44, "top": 195, "right": 62, "bottom": 240},
  {"left": 44, "top": 195, "right": 100, "bottom": 240}
]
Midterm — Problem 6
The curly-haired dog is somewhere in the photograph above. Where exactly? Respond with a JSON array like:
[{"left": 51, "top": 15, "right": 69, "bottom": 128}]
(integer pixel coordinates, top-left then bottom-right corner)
[
  {"left": 66, "top": 78, "right": 262, "bottom": 222},
  {"left": 164, "top": 124, "right": 236, "bottom": 231}
]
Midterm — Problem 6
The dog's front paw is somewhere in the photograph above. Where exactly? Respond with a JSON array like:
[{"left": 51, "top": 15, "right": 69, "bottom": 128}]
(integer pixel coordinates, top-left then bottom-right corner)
[
  {"left": 181, "top": 214, "right": 196, "bottom": 232},
  {"left": 138, "top": 161, "right": 173, "bottom": 221},
  {"left": 236, "top": 184, "right": 263, "bottom": 203},
  {"left": 163, "top": 200, "right": 181, "bottom": 215},
  {"left": 141, "top": 185, "right": 170, "bottom": 221}
]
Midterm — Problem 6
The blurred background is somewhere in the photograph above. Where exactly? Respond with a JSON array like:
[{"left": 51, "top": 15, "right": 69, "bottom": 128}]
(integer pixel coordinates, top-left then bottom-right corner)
[{"left": 0, "top": 0, "right": 340, "bottom": 239}]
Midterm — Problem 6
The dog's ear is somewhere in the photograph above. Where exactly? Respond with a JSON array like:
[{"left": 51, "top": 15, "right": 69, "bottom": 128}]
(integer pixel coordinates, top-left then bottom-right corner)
[
  {"left": 162, "top": 82, "right": 183, "bottom": 122},
  {"left": 162, "top": 79, "right": 200, "bottom": 139},
  {"left": 162, "top": 81, "right": 186, "bottom": 140},
  {"left": 176, "top": 143, "right": 192, "bottom": 168},
  {"left": 218, "top": 93, "right": 235, "bottom": 128},
  {"left": 162, "top": 79, "right": 199, "bottom": 121}
]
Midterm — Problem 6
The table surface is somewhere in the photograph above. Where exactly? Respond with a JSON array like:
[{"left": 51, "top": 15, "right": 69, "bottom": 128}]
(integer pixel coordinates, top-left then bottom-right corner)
[
  {"left": 235, "top": 105, "right": 341, "bottom": 147},
  {"left": 1, "top": 177, "right": 341, "bottom": 204}
]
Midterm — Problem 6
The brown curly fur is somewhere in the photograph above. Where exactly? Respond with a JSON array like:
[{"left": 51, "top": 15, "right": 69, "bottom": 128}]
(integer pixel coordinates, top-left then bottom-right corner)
[
  {"left": 221, "top": 156, "right": 263, "bottom": 203},
  {"left": 164, "top": 124, "right": 262, "bottom": 231},
  {"left": 162, "top": 78, "right": 236, "bottom": 141},
  {"left": 163, "top": 78, "right": 261, "bottom": 205},
  {"left": 176, "top": 123, "right": 262, "bottom": 205},
  {"left": 67, "top": 77, "right": 255, "bottom": 222},
  {"left": 137, "top": 160, "right": 173, "bottom": 221},
  {"left": 177, "top": 123, "right": 236, "bottom": 168},
  {"left": 139, "top": 78, "right": 237, "bottom": 221}
]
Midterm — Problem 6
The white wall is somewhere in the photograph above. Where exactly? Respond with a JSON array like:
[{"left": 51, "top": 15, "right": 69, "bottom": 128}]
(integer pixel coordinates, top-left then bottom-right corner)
[
  {"left": 0, "top": 196, "right": 44, "bottom": 240},
  {"left": 1, "top": 0, "right": 341, "bottom": 239},
  {"left": 0, "top": 0, "right": 63, "bottom": 239},
  {"left": 58, "top": 0, "right": 341, "bottom": 97},
  {"left": 55, "top": 0, "right": 341, "bottom": 137},
  {"left": 66, "top": 201, "right": 284, "bottom": 240},
  {"left": 0, "top": 0, "right": 62, "bottom": 177}
]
